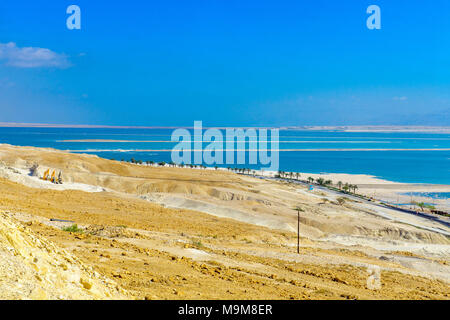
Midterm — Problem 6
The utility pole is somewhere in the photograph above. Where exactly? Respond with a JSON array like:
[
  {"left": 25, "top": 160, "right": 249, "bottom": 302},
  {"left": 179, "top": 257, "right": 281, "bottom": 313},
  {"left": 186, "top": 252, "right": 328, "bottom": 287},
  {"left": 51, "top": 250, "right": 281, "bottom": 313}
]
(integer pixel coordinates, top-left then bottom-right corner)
[
  {"left": 297, "top": 210, "right": 300, "bottom": 254},
  {"left": 294, "top": 207, "right": 304, "bottom": 254}
]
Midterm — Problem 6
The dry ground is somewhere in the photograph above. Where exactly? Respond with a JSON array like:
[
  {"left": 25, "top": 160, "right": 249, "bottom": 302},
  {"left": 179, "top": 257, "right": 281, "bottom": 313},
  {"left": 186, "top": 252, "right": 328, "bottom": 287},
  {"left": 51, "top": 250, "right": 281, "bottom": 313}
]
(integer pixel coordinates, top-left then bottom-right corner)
[{"left": 0, "top": 144, "right": 449, "bottom": 299}]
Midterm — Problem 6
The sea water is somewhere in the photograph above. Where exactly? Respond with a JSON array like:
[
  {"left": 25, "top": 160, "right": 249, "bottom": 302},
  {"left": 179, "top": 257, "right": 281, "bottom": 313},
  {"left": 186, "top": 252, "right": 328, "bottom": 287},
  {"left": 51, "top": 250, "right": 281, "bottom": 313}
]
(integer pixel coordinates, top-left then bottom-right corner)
[{"left": 0, "top": 127, "right": 449, "bottom": 185}]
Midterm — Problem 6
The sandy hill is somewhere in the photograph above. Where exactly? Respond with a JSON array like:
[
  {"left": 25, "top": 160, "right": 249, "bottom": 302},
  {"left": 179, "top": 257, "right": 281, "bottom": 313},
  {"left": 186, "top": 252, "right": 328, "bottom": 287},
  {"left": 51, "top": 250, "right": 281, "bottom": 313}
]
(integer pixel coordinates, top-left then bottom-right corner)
[{"left": 0, "top": 212, "right": 128, "bottom": 299}]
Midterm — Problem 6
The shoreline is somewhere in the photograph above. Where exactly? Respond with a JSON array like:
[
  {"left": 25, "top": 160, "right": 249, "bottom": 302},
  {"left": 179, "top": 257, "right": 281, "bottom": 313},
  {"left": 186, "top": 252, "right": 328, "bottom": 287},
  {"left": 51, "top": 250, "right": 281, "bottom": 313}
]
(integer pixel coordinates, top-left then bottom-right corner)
[
  {"left": 1, "top": 143, "right": 449, "bottom": 211},
  {"left": 247, "top": 170, "right": 450, "bottom": 212}
]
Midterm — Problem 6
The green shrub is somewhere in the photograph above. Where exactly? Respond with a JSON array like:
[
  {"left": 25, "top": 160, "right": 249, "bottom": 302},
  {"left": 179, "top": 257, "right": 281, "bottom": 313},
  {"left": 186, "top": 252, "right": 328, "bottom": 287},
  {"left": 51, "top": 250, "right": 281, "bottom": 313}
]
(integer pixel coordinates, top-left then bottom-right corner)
[
  {"left": 191, "top": 239, "right": 203, "bottom": 248},
  {"left": 62, "top": 224, "right": 83, "bottom": 233}
]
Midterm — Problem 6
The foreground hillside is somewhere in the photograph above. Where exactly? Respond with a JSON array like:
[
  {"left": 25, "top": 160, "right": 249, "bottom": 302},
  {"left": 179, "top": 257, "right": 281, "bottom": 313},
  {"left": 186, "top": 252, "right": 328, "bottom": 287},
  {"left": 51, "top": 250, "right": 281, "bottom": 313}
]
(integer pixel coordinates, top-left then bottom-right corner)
[
  {"left": 0, "top": 212, "right": 128, "bottom": 299},
  {"left": 0, "top": 144, "right": 449, "bottom": 299}
]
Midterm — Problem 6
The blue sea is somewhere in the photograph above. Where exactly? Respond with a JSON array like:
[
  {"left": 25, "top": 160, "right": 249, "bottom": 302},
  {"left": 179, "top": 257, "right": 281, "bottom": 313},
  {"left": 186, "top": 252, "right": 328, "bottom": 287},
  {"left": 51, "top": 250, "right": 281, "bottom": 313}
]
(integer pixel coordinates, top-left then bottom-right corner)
[{"left": 0, "top": 127, "right": 449, "bottom": 185}]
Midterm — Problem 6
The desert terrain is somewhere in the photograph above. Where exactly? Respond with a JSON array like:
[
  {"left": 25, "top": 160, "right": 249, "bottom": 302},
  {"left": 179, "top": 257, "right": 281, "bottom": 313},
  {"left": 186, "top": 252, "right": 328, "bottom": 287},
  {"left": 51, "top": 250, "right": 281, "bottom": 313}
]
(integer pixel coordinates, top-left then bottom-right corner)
[{"left": 0, "top": 144, "right": 449, "bottom": 299}]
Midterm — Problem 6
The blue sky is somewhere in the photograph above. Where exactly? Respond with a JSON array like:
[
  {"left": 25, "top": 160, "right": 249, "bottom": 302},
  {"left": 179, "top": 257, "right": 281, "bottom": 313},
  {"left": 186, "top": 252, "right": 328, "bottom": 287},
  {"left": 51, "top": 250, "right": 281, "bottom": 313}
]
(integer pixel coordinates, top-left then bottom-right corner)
[{"left": 0, "top": 0, "right": 449, "bottom": 126}]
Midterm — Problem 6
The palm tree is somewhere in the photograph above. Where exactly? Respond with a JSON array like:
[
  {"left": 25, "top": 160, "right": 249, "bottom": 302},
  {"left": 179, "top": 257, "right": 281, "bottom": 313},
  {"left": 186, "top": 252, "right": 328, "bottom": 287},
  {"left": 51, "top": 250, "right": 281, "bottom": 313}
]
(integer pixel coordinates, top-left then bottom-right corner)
[
  {"left": 295, "top": 172, "right": 300, "bottom": 180},
  {"left": 307, "top": 177, "right": 314, "bottom": 184},
  {"left": 343, "top": 183, "right": 350, "bottom": 192},
  {"left": 337, "top": 181, "right": 343, "bottom": 190},
  {"left": 316, "top": 178, "right": 325, "bottom": 186},
  {"left": 414, "top": 202, "right": 427, "bottom": 212},
  {"left": 353, "top": 185, "right": 358, "bottom": 194}
]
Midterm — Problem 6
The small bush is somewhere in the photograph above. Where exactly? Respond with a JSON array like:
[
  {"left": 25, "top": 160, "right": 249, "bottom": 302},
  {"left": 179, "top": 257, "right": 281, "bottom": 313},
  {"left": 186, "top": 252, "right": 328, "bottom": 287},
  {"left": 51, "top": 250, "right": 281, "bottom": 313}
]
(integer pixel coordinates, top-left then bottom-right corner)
[
  {"left": 191, "top": 240, "right": 203, "bottom": 248},
  {"left": 62, "top": 224, "right": 83, "bottom": 233}
]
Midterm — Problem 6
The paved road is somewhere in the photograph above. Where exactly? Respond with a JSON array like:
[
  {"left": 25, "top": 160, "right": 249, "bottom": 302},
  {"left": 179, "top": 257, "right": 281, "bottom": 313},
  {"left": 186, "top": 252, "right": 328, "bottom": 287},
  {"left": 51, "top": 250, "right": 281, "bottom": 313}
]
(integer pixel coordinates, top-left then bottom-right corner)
[{"left": 248, "top": 174, "right": 450, "bottom": 231}]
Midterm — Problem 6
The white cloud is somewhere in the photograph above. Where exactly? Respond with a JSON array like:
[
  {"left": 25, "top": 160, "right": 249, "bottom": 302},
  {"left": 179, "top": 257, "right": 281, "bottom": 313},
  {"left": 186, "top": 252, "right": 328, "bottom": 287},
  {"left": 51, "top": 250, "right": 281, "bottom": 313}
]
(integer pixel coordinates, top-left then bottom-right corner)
[
  {"left": 0, "top": 42, "right": 70, "bottom": 68},
  {"left": 393, "top": 96, "right": 408, "bottom": 101}
]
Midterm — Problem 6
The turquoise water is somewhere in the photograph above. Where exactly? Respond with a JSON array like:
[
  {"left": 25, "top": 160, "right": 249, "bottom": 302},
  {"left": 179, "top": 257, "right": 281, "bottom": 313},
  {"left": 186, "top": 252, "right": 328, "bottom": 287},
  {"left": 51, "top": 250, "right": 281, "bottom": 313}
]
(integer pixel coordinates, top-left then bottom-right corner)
[
  {"left": 0, "top": 127, "right": 449, "bottom": 185},
  {"left": 401, "top": 192, "right": 450, "bottom": 200}
]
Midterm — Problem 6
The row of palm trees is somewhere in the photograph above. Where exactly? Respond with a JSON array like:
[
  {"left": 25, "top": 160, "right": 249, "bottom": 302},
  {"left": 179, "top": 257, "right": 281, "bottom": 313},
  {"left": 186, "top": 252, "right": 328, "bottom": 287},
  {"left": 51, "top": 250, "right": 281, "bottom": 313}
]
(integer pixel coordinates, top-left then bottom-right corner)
[
  {"left": 125, "top": 158, "right": 171, "bottom": 167},
  {"left": 278, "top": 171, "right": 301, "bottom": 180},
  {"left": 278, "top": 172, "right": 333, "bottom": 187},
  {"left": 175, "top": 163, "right": 207, "bottom": 169},
  {"left": 122, "top": 159, "right": 257, "bottom": 174},
  {"left": 308, "top": 177, "right": 358, "bottom": 194},
  {"left": 338, "top": 182, "right": 358, "bottom": 194},
  {"left": 306, "top": 176, "right": 332, "bottom": 186},
  {"left": 277, "top": 171, "right": 359, "bottom": 195},
  {"left": 228, "top": 167, "right": 254, "bottom": 174}
]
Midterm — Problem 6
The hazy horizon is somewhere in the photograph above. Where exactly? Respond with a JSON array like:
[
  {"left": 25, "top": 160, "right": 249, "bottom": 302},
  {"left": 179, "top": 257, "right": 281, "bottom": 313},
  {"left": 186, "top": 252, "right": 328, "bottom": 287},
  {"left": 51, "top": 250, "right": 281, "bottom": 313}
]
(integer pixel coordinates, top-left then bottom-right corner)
[{"left": 1, "top": 122, "right": 450, "bottom": 130}]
